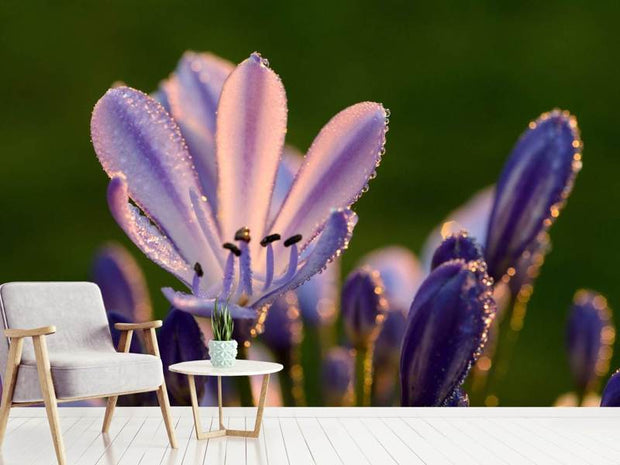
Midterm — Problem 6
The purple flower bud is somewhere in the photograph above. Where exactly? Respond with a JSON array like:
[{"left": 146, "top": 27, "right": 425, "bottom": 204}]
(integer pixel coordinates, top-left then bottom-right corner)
[
  {"left": 295, "top": 260, "right": 340, "bottom": 327},
  {"left": 322, "top": 347, "right": 354, "bottom": 406},
  {"left": 358, "top": 246, "right": 425, "bottom": 312},
  {"left": 372, "top": 307, "right": 407, "bottom": 405},
  {"left": 601, "top": 370, "right": 620, "bottom": 407},
  {"left": 485, "top": 110, "right": 582, "bottom": 281},
  {"left": 566, "top": 290, "right": 615, "bottom": 394},
  {"left": 158, "top": 309, "right": 208, "bottom": 405},
  {"left": 400, "top": 260, "right": 495, "bottom": 406},
  {"left": 431, "top": 231, "right": 484, "bottom": 271},
  {"left": 91, "top": 243, "right": 153, "bottom": 323},
  {"left": 341, "top": 267, "right": 388, "bottom": 348},
  {"left": 261, "top": 291, "right": 303, "bottom": 354}
]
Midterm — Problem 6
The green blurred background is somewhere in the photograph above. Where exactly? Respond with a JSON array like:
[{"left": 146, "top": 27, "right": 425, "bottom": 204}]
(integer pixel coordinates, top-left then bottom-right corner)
[{"left": 1, "top": 1, "right": 619, "bottom": 406}]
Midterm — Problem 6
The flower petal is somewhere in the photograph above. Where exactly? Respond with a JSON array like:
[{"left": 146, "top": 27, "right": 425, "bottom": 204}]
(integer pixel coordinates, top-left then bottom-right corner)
[
  {"left": 420, "top": 186, "right": 494, "bottom": 271},
  {"left": 485, "top": 110, "right": 582, "bottom": 280},
  {"left": 216, "top": 53, "right": 287, "bottom": 258},
  {"left": 252, "top": 208, "right": 357, "bottom": 310},
  {"left": 91, "top": 243, "right": 153, "bottom": 322},
  {"left": 92, "top": 87, "right": 222, "bottom": 287},
  {"left": 107, "top": 176, "right": 193, "bottom": 285},
  {"left": 270, "top": 102, "right": 387, "bottom": 249},
  {"left": 322, "top": 347, "right": 355, "bottom": 406},
  {"left": 161, "top": 287, "right": 257, "bottom": 319},
  {"left": 566, "top": 290, "right": 614, "bottom": 394},
  {"left": 400, "top": 260, "right": 495, "bottom": 406},
  {"left": 158, "top": 308, "right": 208, "bottom": 405},
  {"left": 160, "top": 52, "right": 234, "bottom": 208},
  {"left": 268, "top": 146, "right": 303, "bottom": 223},
  {"left": 358, "top": 246, "right": 425, "bottom": 312}
]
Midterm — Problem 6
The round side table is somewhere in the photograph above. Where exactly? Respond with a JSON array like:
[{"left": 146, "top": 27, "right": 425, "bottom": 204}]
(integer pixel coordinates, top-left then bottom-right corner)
[{"left": 169, "top": 359, "right": 283, "bottom": 440}]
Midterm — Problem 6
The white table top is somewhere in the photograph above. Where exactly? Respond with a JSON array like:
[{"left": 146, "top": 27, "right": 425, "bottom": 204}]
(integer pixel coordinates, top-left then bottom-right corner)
[{"left": 168, "top": 359, "right": 283, "bottom": 377}]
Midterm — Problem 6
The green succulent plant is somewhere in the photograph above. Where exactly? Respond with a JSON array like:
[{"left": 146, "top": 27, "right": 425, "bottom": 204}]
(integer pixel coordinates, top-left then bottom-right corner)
[{"left": 211, "top": 299, "right": 234, "bottom": 341}]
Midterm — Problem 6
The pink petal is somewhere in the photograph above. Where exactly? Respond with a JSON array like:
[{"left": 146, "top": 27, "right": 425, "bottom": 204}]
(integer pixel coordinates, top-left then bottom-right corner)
[
  {"left": 270, "top": 102, "right": 387, "bottom": 249},
  {"left": 215, "top": 53, "right": 287, "bottom": 257}
]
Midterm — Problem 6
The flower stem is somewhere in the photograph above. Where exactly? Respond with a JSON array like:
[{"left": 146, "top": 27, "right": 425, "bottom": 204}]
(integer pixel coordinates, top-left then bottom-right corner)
[{"left": 354, "top": 345, "right": 373, "bottom": 406}]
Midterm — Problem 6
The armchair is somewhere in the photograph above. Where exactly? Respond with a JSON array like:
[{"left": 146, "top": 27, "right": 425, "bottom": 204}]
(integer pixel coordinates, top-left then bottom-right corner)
[{"left": 0, "top": 282, "right": 177, "bottom": 465}]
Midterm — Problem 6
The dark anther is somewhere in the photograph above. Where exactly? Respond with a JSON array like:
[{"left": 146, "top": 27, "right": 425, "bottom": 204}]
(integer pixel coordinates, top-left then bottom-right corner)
[
  {"left": 284, "top": 234, "right": 303, "bottom": 247},
  {"left": 193, "top": 262, "right": 204, "bottom": 277},
  {"left": 234, "top": 227, "right": 251, "bottom": 243},
  {"left": 223, "top": 242, "right": 242, "bottom": 257},
  {"left": 260, "top": 233, "right": 281, "bottom": 247}
]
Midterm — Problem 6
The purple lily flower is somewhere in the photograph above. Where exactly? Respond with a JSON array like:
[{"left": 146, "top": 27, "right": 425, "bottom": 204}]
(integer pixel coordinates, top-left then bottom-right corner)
[
  {"left": 400, "top": 259, "right": 495, "bottom": 406},
  {"left": 341, "top": 267, "right": 388, "bottom": 349},
  {"left": 445, "top": 387, "right": 470, "bottom": 407},
  {"left": 485, "top": 110, "right": 582, "bottom": 281},
  {"left": 601, "top": 370, "right": 620, "bottom": 407},
  {"left": 566, "top": 290, "right": 615, "bottom": 395},
  {"left": 158, "top": 308, "right": 208, "bottom": 405},
  {"left": 322, "top": 347, "right": 355, "bottom": 406},
  {"left": 91, "top": 52, "right": 387, "bottom": 322},
  {"left": 430, "top": 231, "right": 484, "bottom": 271}
]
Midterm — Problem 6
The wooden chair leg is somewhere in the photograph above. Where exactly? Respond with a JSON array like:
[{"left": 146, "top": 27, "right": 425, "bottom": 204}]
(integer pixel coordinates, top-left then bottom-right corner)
[
  {"left": 33, "top": 335, "right": 66, "bottom": 465},
  {"left": 143, "top": 327, "right": 177, "bottom": 449},
  {"left": 0, "top": 337, "right": 23, "bottom": 446},
  {"left": 102, "top": 396, "right": 118, "bottom": 433}
]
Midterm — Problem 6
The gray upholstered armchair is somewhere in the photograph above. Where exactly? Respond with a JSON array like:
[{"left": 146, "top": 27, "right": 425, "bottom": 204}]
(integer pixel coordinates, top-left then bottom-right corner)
[{"left": 0, "top": 282, "right": 177, "bottom": 465}]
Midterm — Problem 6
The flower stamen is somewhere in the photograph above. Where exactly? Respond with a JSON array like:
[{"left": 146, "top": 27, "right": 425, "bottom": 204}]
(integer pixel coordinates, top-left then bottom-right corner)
[
  {"left": 235, "top": 227, "right": 253, "bottom": 298},
  {"left": 261, "top": 233, "right": 281, "bottom": 291}
]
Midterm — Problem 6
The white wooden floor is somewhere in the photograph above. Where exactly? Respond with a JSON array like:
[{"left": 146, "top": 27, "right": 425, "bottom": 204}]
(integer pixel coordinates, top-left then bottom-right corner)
[{"left": 2, "top": 407, "right": 620, "bottom": 465}]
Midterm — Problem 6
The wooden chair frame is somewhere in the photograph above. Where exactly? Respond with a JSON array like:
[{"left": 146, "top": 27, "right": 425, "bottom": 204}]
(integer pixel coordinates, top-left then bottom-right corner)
[{"left": 0, "top": 320, "right": 177, "bottom": 465}]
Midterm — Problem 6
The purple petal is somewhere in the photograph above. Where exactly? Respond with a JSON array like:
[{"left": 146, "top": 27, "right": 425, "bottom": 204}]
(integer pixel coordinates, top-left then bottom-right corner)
[
  {"left": 431, "top": 231, "right": 484, "bottom": 271},
  {"left": 92, "top": 87, "right": 222, "bottom": 288},
  {"left": 359, "top": 246, "right": 425, "bottom": 311},
  {"left": 270, "top": 102, "right": 387, "bottom": 251},
  {"left": 372, "top": 307, "right": 407, "bottom": 405},
  {"left": 341, "top": 267, "right": 388, "bottom": 348},
  {"left": 295, "top": 258, "right": 340, "bottom": 327},
  {"left": 601, "top": 370, "right": 620, "bottom": 406},
  {"left": 261, "top": 291, "right": 303, "bottom": 354},
  {"left": 160, "top": 52, "right": 234, "bottom": 207},
  {"left": 322, "top": 347, "right": 355, "bottom": 406},
  {"left": 107, "top": 176, "right": 193, "bottom": 285},
  {"left": 268, "top": 146, "right": 303, "bottom": 223},
  {"left": 566, "top": 290, "right": 615, "bottom": 394},
  {"left": 161, "top": 287, "right": 257, "bottom": 319},
  {"left": 91, "top": 243, "right": 153, "bottom": 322},
  {"left": 216, "top": 53, "right": 287, "bottom": 258},
  {"left": 485, "top": 110, "right": 582, "bottom": 281},
  {"left": 158, "top": 309, "right": 208, "bottom": 405},
  {"left": 251, "top": 208, "right": 358, "bottom": 310},
  {"left": 400, "top": 260, "right": 496, "bottom": 406},
  {"left": 420, "top": 186, "right": 494, "bottom": 271}
]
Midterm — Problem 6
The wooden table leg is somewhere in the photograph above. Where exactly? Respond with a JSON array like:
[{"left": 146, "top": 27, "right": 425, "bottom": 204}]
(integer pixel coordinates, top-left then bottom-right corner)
[
  {"left": 188, "top": 375, "right": 226, "bottom": 440},
  {"left": 227, "top": 374, "right": 270, "bottom": 439},
  {"left": 218, "top": 376, "right": 224, "bottom": 430}
]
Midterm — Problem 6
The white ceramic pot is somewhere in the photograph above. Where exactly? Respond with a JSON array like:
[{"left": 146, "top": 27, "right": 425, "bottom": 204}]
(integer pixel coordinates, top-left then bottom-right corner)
[{"left": 208, "top": 340, "right": 238, "bottom": 368}]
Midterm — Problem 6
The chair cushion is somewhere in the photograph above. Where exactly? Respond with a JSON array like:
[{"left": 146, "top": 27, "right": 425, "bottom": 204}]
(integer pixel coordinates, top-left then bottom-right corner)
[{"left": 12, "top": 351, "right": 163, "bottom": 403}]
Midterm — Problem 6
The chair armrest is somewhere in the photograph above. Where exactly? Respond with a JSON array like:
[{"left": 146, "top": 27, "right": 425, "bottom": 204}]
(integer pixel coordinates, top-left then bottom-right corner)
[
  {"left": 4, "top": 326, "right": 56, "bottom": 338},
  {"left": 114, "top": 320, "right": 162, "bottom": 331}
]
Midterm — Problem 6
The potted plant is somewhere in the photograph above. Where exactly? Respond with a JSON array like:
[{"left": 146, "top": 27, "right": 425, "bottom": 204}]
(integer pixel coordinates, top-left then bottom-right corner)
[{"left": 208, "top": 300, "right": 238, "bottom": 367}]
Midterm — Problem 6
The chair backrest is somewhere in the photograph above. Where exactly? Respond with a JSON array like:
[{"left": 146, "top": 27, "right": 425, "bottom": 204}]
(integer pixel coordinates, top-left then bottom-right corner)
[{"left": 0, "top": 282, "right": 115, "bottom": 373}]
